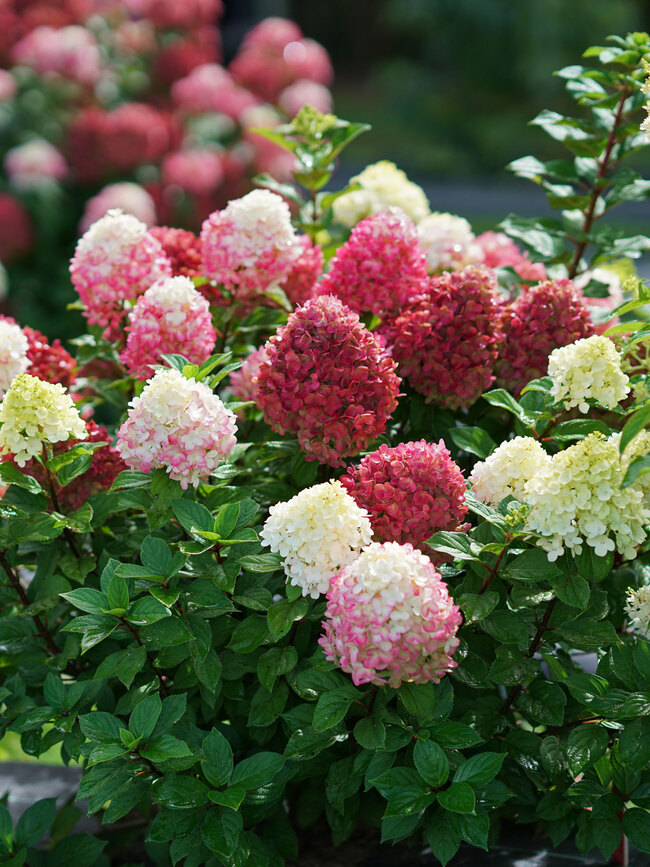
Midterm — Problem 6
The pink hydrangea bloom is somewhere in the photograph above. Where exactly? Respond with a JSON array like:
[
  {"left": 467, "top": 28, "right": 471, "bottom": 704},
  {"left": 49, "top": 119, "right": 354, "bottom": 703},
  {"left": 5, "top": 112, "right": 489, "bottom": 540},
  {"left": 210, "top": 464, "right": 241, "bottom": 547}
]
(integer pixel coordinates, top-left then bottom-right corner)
[
  {"left": 120, "top": 276, "right": 216, "bottom": 380},
  {"left": 12, "top": 25, "right": 101, "bottom": 85},
  {"left": 229, "top": 344, "right": 269, "bottom": 403},
  {"left": 279, "top": 79, "right": 333, "bottom": 116},
  {"left": 240, "top": 17, "right": 302, "bottom": 52},
  {"left": 255, "top": 295, "right": 401, "bottom": 467},
  {"left": 320, "top": 541, "right": 462, "bottom": 688},
  {"left": 476, "top": 231, "right": 547, "bottom": 282},
  {"left": 318, "top": 209, "right": 428, "bottom": 317},
  {"left": 4, "top": 139, "right": 67, "bottom": 189},
  {"left": 0, "top": 70, "right": 16, "bottom": 102},
  {"left": 341, "top": 439, "right": 468, "bottom": 552},
  {"left": 162, "top": 148, "right": 224, "bottom": 198},
  {"left": 80, "top": 183, "right": 156, "bottom": 233},
  {"left": 70, "top": 209, "right": 172, "bottom": 332},
  {"left": 386, "top": 266, "right": 502, "bottom": 409},
  {"left": 171, "top": 63, "right": 259, "bottom": 121},
  {"left": 200, "top": 189, "right": 299, "bottom": 303},
  {"left": 123, "top": 0, "right": 223, "bottom": 29},
  {"left": 280, "top": 234, "right": 323, "bottom": 307},
  {"left": 117, "top": 367, "right": 237, "bottom": 489},
  {"left": 495, "top": 279, "right": 596, "bottom": 396}
]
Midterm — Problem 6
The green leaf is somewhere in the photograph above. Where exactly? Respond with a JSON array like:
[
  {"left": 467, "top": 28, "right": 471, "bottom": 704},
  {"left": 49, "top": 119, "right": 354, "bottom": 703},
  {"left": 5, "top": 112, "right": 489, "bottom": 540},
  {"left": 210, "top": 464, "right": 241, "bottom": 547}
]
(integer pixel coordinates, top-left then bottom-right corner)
[
  {"left": 449, "top": 426, "right": 496, "bottom": 458},
  {"left": 429, "top": 721, "right": 483, "bottom": 749},
  {"left": 437, "top": 782, "right": 476, "bottom": 814},
  {"left": 141, "top": 734, "right": 193, "bottom": 764},
  {"left": 61, "top": 614, "right": 117, "bottom": 653},
  {"left": 257, "top": 646, "right": 298, "bottom": 692},
  {"left": 107, "top": 573, "right": 129, "bottom": 612},
  {"left": 458, "top": 592, "right": 499, "bottom": 624},
  {"left": 60, "top": 588, "right": 108, "bottom": 615},
  {"left": 140, "top": 617, "right": 192, "bottom": 647},
  {"left": 0, "top": 463, "right": 44, "bottom": 494},
  {"left": 230, "top": 752, "right": 285, "bottom": 790},
  {"left": 426, "top": 531, "right": 477, "bottom": 561},
  {"left": 79, "top": 711, "right": 121, "bottom": 743},
  {"left": 623, "top": 807, "right": 650, "bottom": 853},
  {"left": 126, "top": 597, "right": 171, "bottom": 626},
  {"left": 620, "top": 403, "right": 650, "bottom": 455},
  {"left": 518, "top": 680, "right": 566, "bottom": 726},
  {"left": 47, "top": 834, "right": 106, "bottom": 867},
  {"left": 201, "top": 807, "right": 242, "bottom": 859},
  {"left": 95, "top": 645, "right": 146, "bottom": 688},
  {"left": 15, "top": 798, "right": 56, "bottom": 847},
  {"left": 551, "top": 572, "right": 590, "bottom": 608},
  {"left": 130, "top": 694, "right": 162, "bottom": 740},
  {"left": 313, "top": 687, "right": 356, "bottom": 731},
  {"left": 227, "top": 615, "right": 269, "bottom": 654},
  {"left": 552, "top": 419, "right": 611, "bottom": 441},
  {"left": 207, "top": 786, "right": 246, "bottom": 811},
  {"left": 489, "top": 646, "right": 540, "bottom": 685},
  {"left": 623, "top": 455, "right": 650, "bottom": 488},
  {"left": 414, "top": 739, "right": 449, "bottom": 788},
  {"left": 202, "top": 728, "right": 234, "bottom": 789},
  {"left": 172, "top": 500, "right": 213, "bottom": 535},
  {"left": 267, "top": 597, "right": 309, "bottom": 638},
  {"left": 156, "top": 775, "right": 209, "bottom": 809},
  {"left": 506, "top": 548, "right": 560, "bottom": 581},
  {"left": 213, "top": 502, "right": 240, "bottom": 539},
  {"left": 238, "top": 553, "right": 283, "bottom": 573},
  {"left": 353, "top": 717, "right": 386, "bottom": 750},
  {"left": 399, "top": 682, "right": 437, "bottom": 721},
  {"left": 454, "top": 752, "right": 505, "bottom": 787},
  {"left": 140, "top": 536, "right": 172, "bottom": 576},
  {"left": 424, "top": 811, "right": 461, "bottom": 866},
  {"left": 567, "top": 725, "right": 610, "bottom": 775}
]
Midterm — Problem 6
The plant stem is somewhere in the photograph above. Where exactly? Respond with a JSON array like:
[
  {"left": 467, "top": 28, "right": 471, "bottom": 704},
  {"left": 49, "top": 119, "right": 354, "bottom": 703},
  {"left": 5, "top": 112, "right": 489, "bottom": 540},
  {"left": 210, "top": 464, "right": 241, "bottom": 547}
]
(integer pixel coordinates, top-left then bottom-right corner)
[
  {"left": 0, "top": 550, "right": 60, "bottom": 655},
  {"left": 499, "top": 597, "right": 558, "bottom": 715},
  {"left": 567, "top": 85, "right": 632, "bottom": 279}
]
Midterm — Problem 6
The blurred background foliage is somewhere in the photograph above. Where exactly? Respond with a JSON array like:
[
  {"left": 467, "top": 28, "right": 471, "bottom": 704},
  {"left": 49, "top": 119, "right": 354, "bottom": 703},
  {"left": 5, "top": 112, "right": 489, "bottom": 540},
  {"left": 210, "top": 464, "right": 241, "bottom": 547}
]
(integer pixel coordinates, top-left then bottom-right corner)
[{"left": 280, "top": 0, "right": 650, "bottom": 176}]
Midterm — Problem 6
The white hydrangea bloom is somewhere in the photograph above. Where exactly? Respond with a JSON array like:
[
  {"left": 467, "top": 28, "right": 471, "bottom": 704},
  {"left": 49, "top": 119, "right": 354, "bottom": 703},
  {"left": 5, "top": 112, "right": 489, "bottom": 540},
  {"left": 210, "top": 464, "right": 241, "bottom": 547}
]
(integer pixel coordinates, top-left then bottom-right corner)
[
  {"left": 219, "top": 189, "right": 297, "bottom": 266},
  {"left": 142, "top": 276, "right": 208, "bottom": 327},
  {"left": 0, "top": 320, "right": 30, "bottom": 397},
  {"left": 332, "top": 161, "right": 430, "bottom": 227},
  {"left": 77, "top": 208, "right": 148, "bottom": 253},
  {"left": 524, "top": 432, "right": 650, "bottom": 562},
  {"left": 625, "top": 585, "right": 650, "bottom": 637},
  {"left": 548, "top": 335, "right": 630, "bottom": 413},
  {"left": 469, "top": 437, "right": 551, "bottom": 506},
  {"left": 0, "top": 373, "right": 86, "bottom": 466},
  {"left": 260, "top": 480, "right": 373, "bottom": 598},
  {"left": 416, "top": 212, "right": 483, "bottom": 273}
]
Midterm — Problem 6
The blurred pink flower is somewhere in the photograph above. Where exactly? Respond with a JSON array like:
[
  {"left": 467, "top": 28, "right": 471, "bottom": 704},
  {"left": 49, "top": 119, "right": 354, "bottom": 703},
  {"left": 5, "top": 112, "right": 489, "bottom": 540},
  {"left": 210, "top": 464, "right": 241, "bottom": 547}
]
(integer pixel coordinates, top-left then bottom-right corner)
[
  {"left": 0, "top": 70, "right": 16, "bottom": 101},
  {"left": 278, "top": 78, "right": 333, "bottom": 116},
  {"left": 162, "top": 148, "right": 225, "bottom": 198},
  {"left": 80, "top": 183, "right": 157, "bottom": 233},
  {"left": 12, "top": 25, "right": 101, "bottom": 86},
  {"left": 4, "top": 139, "right": 67, "bottom": 189}
]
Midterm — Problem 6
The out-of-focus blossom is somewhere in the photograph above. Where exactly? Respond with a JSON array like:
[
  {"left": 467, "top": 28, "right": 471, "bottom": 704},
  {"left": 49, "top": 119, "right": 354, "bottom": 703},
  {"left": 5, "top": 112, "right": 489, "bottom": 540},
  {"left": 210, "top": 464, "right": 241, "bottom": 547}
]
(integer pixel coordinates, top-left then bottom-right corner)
[
  {"left": 320, "top": 541, "right": 462, "bottom": 687},
  {"left": 280, "top": 234, "right": 323, "bottom": 307},
  {"left": 12, "top": 25, "right": 101, "bottom": 85},
  {"left": 229, "top": 344, "right": 269, "bottom": 403},
  {"left": 475, "top": 231, "right": 546, "bottom": 281},
  {"left": 0, "top": 194, "right": 33, "bottom": 263},
  {"left": 172, "top": 63, "right": 259, "bottom": 121},
  {"left": 417, "top": 212, "right": 483, "bottom": 273},
  {"left": 80, "top": 183, "right": 157, "bottom": 233},
  {"left": 319, "top": 209, "right": 427, "bottom": 317},
  {"left": 0, "top": 70, "right": 16, "bottom": 101},
  {"left": 256, "top": 295, "right": 401, "bottom": 466},
  {"left": 333, "top": 160, "right": 430, "bottom": 228},
  {"left": 117, "top": 367, "right": 237, "bottom": 489},
  {"left": 260, "top": 480, "right": 373, "bottom": 598},
  {"left": 4, "top": 139, "right": 67, "bottom": 189},
  {"left": 279, "top": 79, "right": 333, "bottom": 116},
  {"left": 123, "top": 0, "right": 224, "bottom": 30},
  {"left": 162, "top": 148, "right": 224, "bottom": 198},
  {"left": 120, "top": 276, "right": 216, "bottom": 380}
]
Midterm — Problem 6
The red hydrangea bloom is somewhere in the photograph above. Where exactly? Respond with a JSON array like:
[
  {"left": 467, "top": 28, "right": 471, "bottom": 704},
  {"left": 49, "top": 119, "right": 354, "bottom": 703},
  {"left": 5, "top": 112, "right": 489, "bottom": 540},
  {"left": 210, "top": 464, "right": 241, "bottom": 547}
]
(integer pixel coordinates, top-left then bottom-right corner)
[
  {"left": 318, "top": 210, "right": 428, "bottom": 317},
  {"left": 14, "top": 420, "right": 126, "bottom": 512},
  {"left": 280, "top": 234, "right": 323, "bottom": 307},
  {"left": 341, "top": 439, "right": 467, "bottom": 551},
  {"left": 256, "top": 295, "right": 401, "bottom": 467},
  {"left": 23, "top": 326, "right": 76, "bottom": 388},
  {"left": 101, "top": 104, "right": 178, "bottom": 174},
  {"left": 152, "top": 28, "right": 221, "bottom": 87},
  {"left": 149, "top": 226, "right": 203, "bottom": 279},
  {"left": 476, "top": 231, "right": 547, "bottom": 282},
  {"left": 495, "top": 278, "right": 596, "bottom": 396},
  {"left": 123, "top": 0, "right": 223, "bottom": 30},
  {"left": 387, "top": 266, "right": 502, "bottom": 409}
]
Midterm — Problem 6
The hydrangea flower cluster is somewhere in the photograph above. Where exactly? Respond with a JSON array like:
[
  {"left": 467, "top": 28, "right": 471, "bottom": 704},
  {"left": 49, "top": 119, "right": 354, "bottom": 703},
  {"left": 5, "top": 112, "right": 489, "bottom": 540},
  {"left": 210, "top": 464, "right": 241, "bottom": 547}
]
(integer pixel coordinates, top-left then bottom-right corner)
[
  {"left": 332, "top": 161, "right": 430, "bottom": 227},
  {"left": 469, "top": 437, "right": 552, "bottom": 506},
  {"left": 0, "top": 319, "right": 29, "bottom": 397},
  {"left": 260, "top": 480, "right": 373, "bottom": 598},
  {"left": 120, "top": 276, "right": 216, "bottom": 380},
  {"left": 162, "top": 148, "right": 225, "bottom": 198},
  {"left": 149, "top": 226, "right": 203, "bottom": 279},
  {"left": 625, "top": 585, "right": 650, "bottom": 637},
  {"left": 387, "top": 266, "right": 501, "bottom": 409},
  {"left": 117, "top": 368, "right": 237, "bottom": 489},
  {"left": 70, "top": 209, "right": 172, "bottom": 332},
  {"left": 318, "top": 209, "right": 428, "bottom": 317},
  {"left": 280, "top": 234, "right": 323, "bottom": 308},
  {"left": 80, "top": 182, "right": 157, "bottom": 233},
  {"left": 4, "top": 138, "right": 67, "bottom": 189},
  {"left": 416, "top": 212, "right": 483, "bottom": 273},
  {"left": 495, "top": 279, "right": 595, "bottom": 395},
  {"left": 229, "top": 344, "right": 269, "bottom": 403},
  {"left": 320, "top": 541, "right": 462, "bottom": 687},
  {"left": 475, "top": 231, "right": 546, "bottom": 282},
  {"left": 0, "top": 373, "right": 86, "bottom": 466},
  {"left": 255, "top": 295, "right": 401, "bottom": 466},
  {"left": 548, "top": 335, "right": 630, "bottom": 412},
  {"left": 200, "top": 190, "right": 299, "bottom": 303},
  {"left": 524, "top": 433, "right": 650, "bottom": 561},
  {"left": 341, "top": 440, "right": 467, "bottom": 551}
]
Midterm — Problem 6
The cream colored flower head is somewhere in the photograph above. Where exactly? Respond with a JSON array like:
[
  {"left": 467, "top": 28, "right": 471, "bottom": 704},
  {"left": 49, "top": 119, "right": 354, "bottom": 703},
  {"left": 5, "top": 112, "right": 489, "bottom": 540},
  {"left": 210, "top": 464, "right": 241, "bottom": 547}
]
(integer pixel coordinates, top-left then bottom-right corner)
[
  {"left": 416, "top": 212, "right": 483, "bottom": 273},
  {"left": 524, "top": 432, "right": 650, "bottom": 562},
  {"left": 625, "top": 585, "right": 650, "bottom": 637},
  {"left": 0, "top": 373, "right": 86, "bottom": 466},
  {"left": 332, "top": 160, "right": 430, "bottom": 227},
  {"left": 0, "top": 319, "right": 30, "bottom": 397},
  {"left": 548, "top": 334, "right": 629, "bottom": 413},
  {"left": 469, "top": 436, "right": 551, "bottom": 506},
  {"left": 260, "top": 479, "right": 373, "bottom": 598}
]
